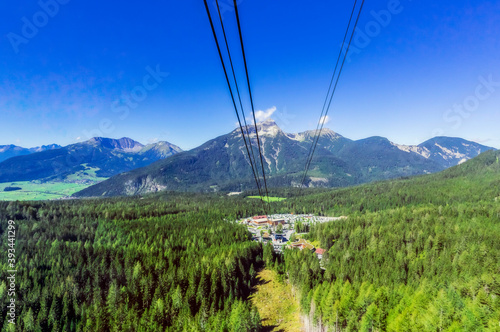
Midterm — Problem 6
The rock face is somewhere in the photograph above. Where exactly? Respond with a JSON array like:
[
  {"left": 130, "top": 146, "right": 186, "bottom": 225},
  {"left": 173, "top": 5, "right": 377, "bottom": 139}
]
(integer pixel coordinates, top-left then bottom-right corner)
[
  {"left": 87, "top": 137, "right": 144, "bottom": 152},
  {"left": 73, "top": 120, "right": 496, "bottom": 197},
  {"left": 123, "top": 175, "right": 167, "bottom": 196},
  {"left": 416, "top": 137, "right": 493, "bottom": 168}
]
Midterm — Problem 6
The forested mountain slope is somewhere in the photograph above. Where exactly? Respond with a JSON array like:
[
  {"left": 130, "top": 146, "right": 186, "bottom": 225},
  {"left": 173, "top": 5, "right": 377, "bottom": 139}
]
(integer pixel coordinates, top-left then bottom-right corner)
[{"left": 278, "top": 149, "right": 500, "bottom": 331}]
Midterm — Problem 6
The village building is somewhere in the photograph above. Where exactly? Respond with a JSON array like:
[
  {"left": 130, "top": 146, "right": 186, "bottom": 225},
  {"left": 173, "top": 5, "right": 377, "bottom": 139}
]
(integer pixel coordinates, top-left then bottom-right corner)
[
  {"left": 272, "top": 233, "right": 286, "bottom": 242},
  {"left": 288, "top": 239, "right": 314, "bottom": 251},
  {"left": 251, "top": 215, "right": 269, "bottom": 226},
  {"left": 315, "top": 248, "right": 326, "bottom": 259},
  {"left": 273, "top": 242, "right": 287, "bottom": 253},
  {"left": 241, "top": 214, "right": 345, "bottom": 259},
  {"left": 268, "top": 218, "right": 285, "bottom": 227}
]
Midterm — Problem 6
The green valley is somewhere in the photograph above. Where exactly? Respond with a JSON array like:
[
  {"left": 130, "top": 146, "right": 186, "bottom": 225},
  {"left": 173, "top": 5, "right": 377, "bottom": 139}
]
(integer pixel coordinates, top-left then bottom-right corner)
[
  {"left": 0, "top": 164, "right": 107, "bottom": 201},
  {"left": 0, "top": 181, "right": 95, "bottom": 201}
]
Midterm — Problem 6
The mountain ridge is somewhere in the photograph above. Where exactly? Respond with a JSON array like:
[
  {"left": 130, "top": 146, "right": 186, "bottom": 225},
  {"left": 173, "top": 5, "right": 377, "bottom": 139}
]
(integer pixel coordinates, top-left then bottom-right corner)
[
  {"left": 0, "top": 137, "right": 182, "bottom": 184},
  {"left": 0, "top": 143, "right": 62, "bottom": 163},
  {"left": 85, "top": 137, "right": 145, "bottom": 152},
  {"left": 73, "top": 120, "right": 495, "bottom": 197}
]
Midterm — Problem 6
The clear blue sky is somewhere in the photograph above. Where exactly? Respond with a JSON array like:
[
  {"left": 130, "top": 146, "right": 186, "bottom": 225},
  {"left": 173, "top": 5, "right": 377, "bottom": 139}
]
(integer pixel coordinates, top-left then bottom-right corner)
[{"left": 1, "top": 0, "right": 499, "bottom": 149}]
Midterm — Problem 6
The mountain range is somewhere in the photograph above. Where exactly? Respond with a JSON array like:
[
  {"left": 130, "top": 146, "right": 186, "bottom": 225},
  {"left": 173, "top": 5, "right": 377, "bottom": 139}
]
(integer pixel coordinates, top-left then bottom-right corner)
[
  {"left": 0, "top": 144, "right": 61, "bottom": 163},
  {"left": 72, "top": 119, "right": 495, "bottom": 197},
  {"left": 0, "top": 137, "right": 182, "bottom": 184}
]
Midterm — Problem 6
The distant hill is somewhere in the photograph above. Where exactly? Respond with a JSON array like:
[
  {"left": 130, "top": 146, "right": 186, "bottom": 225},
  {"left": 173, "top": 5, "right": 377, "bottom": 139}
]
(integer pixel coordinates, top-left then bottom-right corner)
[
  {"left": 0, "top": 144, "right": 61, "bottom": 163},
  {"left": 0, "top": 137, "right": 182, "bottom": 184},
  {"left": 73, "top": 120, "right": 495, "bottom": 197}
]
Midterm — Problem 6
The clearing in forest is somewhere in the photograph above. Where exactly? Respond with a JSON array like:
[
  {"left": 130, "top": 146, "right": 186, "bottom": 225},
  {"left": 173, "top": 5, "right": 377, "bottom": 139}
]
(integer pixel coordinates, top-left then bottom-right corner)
[
  {"left": 250, "top": 269, "right": 303, "bottom": 332},
  {"left": 247, "top": 196, "right": 287, "bottom": 202}
]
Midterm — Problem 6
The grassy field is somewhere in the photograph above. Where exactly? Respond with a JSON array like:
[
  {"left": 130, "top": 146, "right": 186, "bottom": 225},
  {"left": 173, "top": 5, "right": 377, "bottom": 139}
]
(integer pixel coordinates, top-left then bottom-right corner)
[
  {"left": 0, "top": 164, "right": 108, "bottom": 201},
  {"left": 250, "top": 269, "right": 302, "bottom": 332},
  {"left": 65, "top": 164, "right": 107, "bottom": 182},
  {"left": 247, "top": 196, "right": 287, "bottom": 202},
  {"left": 0, "top": 181, "right": 94, "bottom": 201}
]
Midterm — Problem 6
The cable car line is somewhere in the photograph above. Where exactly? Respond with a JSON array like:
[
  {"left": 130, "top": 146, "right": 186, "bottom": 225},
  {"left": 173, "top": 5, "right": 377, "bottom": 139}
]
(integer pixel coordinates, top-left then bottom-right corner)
[
  {"left": 300, "top": 0, "right": 359, "bottom": 189},
  {"left": 233, "top": 0, "right": 272, "bottom": 212},
  {"left": 214, "top": 0, "right": 265, "bottom": 205},
  {"left": 203, "top": 0, "right": 268, "bottom": 215},
  {"left": 300, "top": 0, "right": 366, "bottom": 190}
]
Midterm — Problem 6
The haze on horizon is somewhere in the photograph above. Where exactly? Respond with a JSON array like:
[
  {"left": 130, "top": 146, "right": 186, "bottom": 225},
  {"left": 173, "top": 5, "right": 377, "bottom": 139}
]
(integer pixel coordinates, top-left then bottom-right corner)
[{"left": 1, "top": 0, "right": 499, "bottom": 149}]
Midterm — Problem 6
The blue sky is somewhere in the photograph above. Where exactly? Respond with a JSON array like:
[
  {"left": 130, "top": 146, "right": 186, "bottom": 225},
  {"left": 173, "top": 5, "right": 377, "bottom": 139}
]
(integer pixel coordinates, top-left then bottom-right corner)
[{"left": 1, "top": 0, "right": 499, "bottom": 149}]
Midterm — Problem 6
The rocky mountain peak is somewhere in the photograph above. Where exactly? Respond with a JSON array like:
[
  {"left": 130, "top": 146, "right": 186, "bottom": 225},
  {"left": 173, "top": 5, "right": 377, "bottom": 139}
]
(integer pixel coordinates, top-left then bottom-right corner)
[
  {"left": 87, "top": 137, "right": 144, "bottom": 152},
  {"left": 234, "top": 118, "right": 284, "bottom": 138},
  {"left": 287, "top": 128, "right": 341, "bottom": 141}
]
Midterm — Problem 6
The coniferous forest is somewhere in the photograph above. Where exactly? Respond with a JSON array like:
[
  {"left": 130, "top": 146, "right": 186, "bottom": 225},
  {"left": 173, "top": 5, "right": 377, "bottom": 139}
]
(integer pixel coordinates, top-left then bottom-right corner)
[
  {"left": 281, "top": 149, "right": 500, "bottom": 331},
  {"left": 0, "top": 150, "right": 499, "bottom": 331},
  {"left": 0, "top": 195, "right": 266, "bottom": 331}
]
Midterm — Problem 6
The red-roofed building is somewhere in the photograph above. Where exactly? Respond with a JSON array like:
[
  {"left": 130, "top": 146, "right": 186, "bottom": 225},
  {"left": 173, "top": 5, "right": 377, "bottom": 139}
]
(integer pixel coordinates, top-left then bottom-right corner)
[
  {"left": 251, "top": 215, "right": 268, "bottom": 226},
  {"left": 315, "top": 248, "right": 326, "bottom": 259}
]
